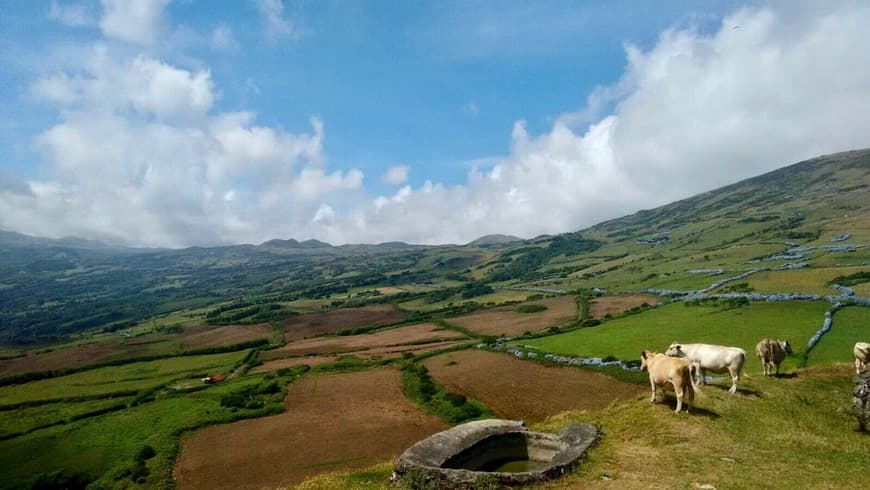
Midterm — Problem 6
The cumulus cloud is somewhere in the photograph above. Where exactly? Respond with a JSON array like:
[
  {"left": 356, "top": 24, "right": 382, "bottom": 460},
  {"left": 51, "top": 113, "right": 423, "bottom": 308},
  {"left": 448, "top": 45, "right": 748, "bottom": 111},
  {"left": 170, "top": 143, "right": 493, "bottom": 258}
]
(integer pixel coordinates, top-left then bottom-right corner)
[
  {"left": 3, "top": 48, "right": 362, "bottom": 247},
  {"left": 99, "top": 0, "right": 169, "bottom": 45},
  {"left": 32, "top": 50, "right": 214, "bottom": 120},
  {"left": 312, "top": 1, "right": 870, "bottom": 245},
  {"left": 4, "top": 1, "right": 870, "bottom": 247},
  {"left": 382, "top": 165, "right": 409, "bottom": 185},
  {"left": 254, "top": 0, "right": 298, "bottom": 40}
]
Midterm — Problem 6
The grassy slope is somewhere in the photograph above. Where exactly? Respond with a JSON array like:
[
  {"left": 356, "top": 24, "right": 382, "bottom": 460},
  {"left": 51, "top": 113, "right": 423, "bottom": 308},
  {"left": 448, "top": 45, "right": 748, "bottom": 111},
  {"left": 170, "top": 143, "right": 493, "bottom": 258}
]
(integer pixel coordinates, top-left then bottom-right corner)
[{"left": 297, "top": 367, "right": 868, "bottom": 490}]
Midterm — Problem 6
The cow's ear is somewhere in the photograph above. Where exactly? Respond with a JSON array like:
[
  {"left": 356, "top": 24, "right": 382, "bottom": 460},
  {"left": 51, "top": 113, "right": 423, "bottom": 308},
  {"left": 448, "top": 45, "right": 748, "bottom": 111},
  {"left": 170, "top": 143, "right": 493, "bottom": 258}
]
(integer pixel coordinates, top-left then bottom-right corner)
[
  {"left": 641, "top": 350, "right": 647, "bottom": 359},
  {"left": 675, "top": 344, "right": 681, "bottom": 350}
]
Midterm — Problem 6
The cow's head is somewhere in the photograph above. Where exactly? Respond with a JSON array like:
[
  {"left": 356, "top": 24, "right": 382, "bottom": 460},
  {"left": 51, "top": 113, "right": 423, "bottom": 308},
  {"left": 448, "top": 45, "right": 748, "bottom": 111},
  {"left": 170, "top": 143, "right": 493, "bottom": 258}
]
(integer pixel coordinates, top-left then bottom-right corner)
[
  {"left": 665, "top": 342, "right": 684, "bottom": 357},
  {"left": 640, "top": 350, "right": 649, "bottom": 371},
  {"left": 782, "top": 340, "right": 793, "bottom": 354}
]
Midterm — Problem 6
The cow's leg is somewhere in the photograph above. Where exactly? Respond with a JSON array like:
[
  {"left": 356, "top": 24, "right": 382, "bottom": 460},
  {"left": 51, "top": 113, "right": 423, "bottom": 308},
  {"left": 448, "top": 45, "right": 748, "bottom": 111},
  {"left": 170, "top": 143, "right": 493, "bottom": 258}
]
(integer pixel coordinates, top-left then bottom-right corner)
[
  {"left": 650, "top": 381, "right": 657, "bottom": 403},
  {"left": 674, "top": 385, "right": 683, "bottom": 413},
  {"left": 699, "top": 367, "right": 707, "bottom": 385},
  {"left": 728, "top": 366, "right": 738, "bottom": 394},
  {"left": 775, "top": 362, "right": 780, "bottom": 376}
]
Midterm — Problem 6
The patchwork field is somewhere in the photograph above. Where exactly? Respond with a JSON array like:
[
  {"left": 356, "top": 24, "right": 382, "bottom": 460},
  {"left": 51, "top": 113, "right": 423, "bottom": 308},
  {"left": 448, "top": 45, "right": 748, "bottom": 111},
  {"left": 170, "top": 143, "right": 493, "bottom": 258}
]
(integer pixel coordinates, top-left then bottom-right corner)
[
  {"left": 279, "top": 305, "right": 407, "bottom": 340},
  {"left": 174, "top": 367, "right": 448, "bottom": 490},
  {"left": 260, "top": 323, "right": 467, "bottom": 360},
  {"left": 447, "top": 295, "right": 578, "bottom": 337},
  {"left": 0, "top": 351, "right": 246, "bottom": 406},
  {"left": 588, "top": 294, "right": 662, "bottom": 319},
  {"left": 0, "top": 324, "right": 271, "bottom": 379},
  {"left": 423, "top": 350, "right": 642, "bottom": 423},
  {"left": 521, "top": 301, "right": 838, "bottom": 375}
]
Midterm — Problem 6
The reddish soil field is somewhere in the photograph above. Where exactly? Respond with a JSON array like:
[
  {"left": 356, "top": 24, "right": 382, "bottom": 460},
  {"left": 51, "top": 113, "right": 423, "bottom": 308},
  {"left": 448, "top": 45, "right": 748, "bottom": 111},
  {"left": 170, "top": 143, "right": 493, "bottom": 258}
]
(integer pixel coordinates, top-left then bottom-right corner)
[
  {"left": 280, "top": 305, "right": 407, "bottom": 341},
  {"left": 251, "top": 340, "right": 466, "bottom": 374},
  {"left": 177, "top": 324, "right": 272, "bottom": 350},
  {"left": 588, "top": 294, "right": 662, "bottom": 319},
  {"left": 174, "top": 367, "right": 447, "bottom": 490},
  {"left": 260, "top": 323, "right": 466, "bottom": 360},
  {"left": 0, "top": 338, "right": 175, "bottom": 378},
  {"left": 447, "top": 295, "right": 577, "bottom": 337},
  {"left": 249, "top": 355, "right": 339, "bottom": 374},
  {"left": 424, "top": 350, "right": 642, "bottom": 424},
  {"left": 0, "top": 324, "right": 272, "bottom": 379}
]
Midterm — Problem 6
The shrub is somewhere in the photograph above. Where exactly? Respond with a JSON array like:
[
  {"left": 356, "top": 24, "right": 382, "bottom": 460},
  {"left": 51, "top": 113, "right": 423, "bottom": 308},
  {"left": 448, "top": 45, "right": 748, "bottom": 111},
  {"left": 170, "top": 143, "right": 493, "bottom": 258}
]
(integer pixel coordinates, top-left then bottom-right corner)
[{"left": 517, "top": 304, "right": 547, "bottom": 313}]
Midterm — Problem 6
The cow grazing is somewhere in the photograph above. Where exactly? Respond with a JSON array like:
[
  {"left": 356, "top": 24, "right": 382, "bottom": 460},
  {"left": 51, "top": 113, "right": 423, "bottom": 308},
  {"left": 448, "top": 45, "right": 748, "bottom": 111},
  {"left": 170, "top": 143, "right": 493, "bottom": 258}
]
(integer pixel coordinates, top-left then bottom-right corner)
[
  {"left": 640, "top": 351, "right": 695, "bottom": 413},
  {"left": 856, "top": 342, "right": 870, "bottom": 375},
  {"left": 755, "top": 338, "right": 792, "bottom": 376},
  {"left": 666, "top": 342, "right": 746, "bottom": 394}
]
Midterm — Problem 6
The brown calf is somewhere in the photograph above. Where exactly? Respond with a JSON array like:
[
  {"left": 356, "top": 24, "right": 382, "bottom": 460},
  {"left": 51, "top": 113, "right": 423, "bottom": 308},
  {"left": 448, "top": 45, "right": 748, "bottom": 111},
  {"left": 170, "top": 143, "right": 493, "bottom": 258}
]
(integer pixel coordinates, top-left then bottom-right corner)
[{"left": 640, "top": 351, "right": 695, "bottom": 413}]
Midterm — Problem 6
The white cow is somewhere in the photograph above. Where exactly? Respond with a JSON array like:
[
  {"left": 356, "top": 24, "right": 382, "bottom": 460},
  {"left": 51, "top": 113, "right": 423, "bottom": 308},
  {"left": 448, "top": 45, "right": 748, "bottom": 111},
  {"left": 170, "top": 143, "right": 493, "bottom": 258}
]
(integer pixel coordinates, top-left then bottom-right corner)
[
  {"left": 666, "top": 342, "right": 746, "bottom": 394},
  {"left": 855, "top": 342, "right": 870, "bottom": 375}
]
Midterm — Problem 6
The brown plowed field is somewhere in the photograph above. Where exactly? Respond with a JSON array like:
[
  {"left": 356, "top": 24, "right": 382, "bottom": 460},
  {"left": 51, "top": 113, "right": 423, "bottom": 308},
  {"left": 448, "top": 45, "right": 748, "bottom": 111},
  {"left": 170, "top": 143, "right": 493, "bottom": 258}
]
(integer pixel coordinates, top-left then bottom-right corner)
[
  {"left": 174, "top": 367, "right": 447, "bottom": 490},
  {"left": 177, "top": 324, "right": 273, "bottom": 350},
  {"left": 588, "top": 294, "right": 662, "bottom": 318},
  {"left": 424, "top": 350, "right": 642, "bottom": 423},
  {"left": 447, "top": 295, "right": 577, "bottom": 337},
  {"left": 248, "top": 355, "right": 339, "bottom": 374},
  {"left": 260, "top": 323, "right": 466, "bottom": 360},
  {"left": 280, "top": 305, "right": 406, "bottom": 341},
  {"left": 0, "top": 324, "right": 272, "bottom": 379},
  {"left": 251, "top": 340, "right": 467, "bottom": 374}
]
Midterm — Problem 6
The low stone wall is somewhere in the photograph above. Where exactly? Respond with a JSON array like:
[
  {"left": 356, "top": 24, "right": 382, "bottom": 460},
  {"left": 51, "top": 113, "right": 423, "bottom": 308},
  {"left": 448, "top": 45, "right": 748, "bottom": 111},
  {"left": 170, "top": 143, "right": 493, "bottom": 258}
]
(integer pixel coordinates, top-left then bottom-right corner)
[{"left": 855, "top": 370, "right": 870, "bottom": 431}]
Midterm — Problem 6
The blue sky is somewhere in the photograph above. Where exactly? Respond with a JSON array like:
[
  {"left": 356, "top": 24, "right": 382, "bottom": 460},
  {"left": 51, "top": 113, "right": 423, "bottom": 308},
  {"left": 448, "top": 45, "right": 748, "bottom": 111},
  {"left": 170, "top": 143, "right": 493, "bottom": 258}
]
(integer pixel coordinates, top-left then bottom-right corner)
[{"left": 1, "top": 1, "right": 868, "bottom": 247}]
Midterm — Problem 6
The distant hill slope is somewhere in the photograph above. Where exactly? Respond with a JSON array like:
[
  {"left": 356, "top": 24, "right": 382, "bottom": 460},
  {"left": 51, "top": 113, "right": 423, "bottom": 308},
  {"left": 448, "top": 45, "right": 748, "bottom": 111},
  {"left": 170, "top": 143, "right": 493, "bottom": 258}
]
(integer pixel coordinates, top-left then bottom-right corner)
[
  {"left": 503, "top": 148, "right": 870, "bottom": 293},
  {"left": 466, "top": 234, "right": 525, "bottom": 246}
]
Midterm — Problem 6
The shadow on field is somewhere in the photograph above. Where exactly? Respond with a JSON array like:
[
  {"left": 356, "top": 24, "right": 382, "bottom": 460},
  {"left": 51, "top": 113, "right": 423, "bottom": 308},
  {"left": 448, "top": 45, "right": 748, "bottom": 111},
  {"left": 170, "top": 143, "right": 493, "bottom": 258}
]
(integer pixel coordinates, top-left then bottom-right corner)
[
  {"left": 658, "top": 395, "right": 721, "bottom": 418},
  {"left": 699, "top": 383, "right": 764, "bottom": 398},
  {"left": 773, "top": 372, "right": 799, "bottom": 379}
]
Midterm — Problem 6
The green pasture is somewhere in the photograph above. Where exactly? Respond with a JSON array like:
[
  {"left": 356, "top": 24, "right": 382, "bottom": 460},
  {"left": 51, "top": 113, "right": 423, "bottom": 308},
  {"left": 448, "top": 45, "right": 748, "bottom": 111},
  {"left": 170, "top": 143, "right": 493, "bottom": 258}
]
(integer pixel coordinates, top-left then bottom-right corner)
[
  {"left": 520, "top": 301, "right": 831, "bottom": 374},
  {"left": 0, "top": 373, "right": 285, "bottom": 489},
  {"left": 741, "top": 266, "right": 870, "bottom": 295},
  {"left": 0, "top": 397, "right": 133, "bottom": 439},
  {"left": 806, "top": 306, "right": 870, "bottom": 366},
  {"left": 0, "top": 351, "right": 246, "bottom": 406}
]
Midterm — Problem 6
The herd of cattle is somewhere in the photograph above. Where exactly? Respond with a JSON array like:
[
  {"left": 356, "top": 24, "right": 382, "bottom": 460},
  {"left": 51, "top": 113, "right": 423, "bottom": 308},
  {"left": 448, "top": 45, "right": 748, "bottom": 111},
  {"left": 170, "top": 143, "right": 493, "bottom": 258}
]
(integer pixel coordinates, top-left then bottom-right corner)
[{"left": 640, "top": 340, "right": 870, "bottom": 413}]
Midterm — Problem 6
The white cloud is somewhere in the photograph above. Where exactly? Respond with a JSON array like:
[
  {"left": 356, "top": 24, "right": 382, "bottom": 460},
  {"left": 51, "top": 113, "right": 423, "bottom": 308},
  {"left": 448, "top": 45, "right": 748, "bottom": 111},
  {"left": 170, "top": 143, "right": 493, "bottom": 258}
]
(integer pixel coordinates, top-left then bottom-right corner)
[
  {"left": 48, "top": 1, "right": 95, "bottom": 27},
  {"left": 254, "top": 0, "right": 298, "bottom": 41},
  {"left": 382, "top": 165, "right": 409, "bottom": 185},
  {"left": 311, "top": 1, "right": 870, "bottom": 245},
  {"left": 211, "top": 23, "right": 239, "bottom": 52},
  {"left": 32, "top": 50, "right": 214, "bottom": 120},
  {"left": 99, "top": 0, "right": 169, "bottom": 45},
  {"left": 3, "top": 47, "right": 363, "bottom": 247},
  {"left": 4, "top": 1, "right": 870, "bottom": 247}
]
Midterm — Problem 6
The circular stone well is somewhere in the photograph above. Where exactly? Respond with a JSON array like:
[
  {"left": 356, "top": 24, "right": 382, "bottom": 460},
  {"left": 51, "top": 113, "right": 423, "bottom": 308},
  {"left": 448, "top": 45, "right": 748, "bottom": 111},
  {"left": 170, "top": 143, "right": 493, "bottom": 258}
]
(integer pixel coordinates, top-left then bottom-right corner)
[{"left": 393, "top": 419, "right": 598, "bottom": 488}]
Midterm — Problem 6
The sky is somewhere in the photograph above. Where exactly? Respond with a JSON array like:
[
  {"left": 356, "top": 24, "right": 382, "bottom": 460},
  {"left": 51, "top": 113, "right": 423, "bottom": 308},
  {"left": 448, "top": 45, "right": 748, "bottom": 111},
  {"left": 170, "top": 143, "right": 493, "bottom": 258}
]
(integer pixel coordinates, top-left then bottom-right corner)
[{"left": 0, "top": 0, "right": 869, "bottom": 247}]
